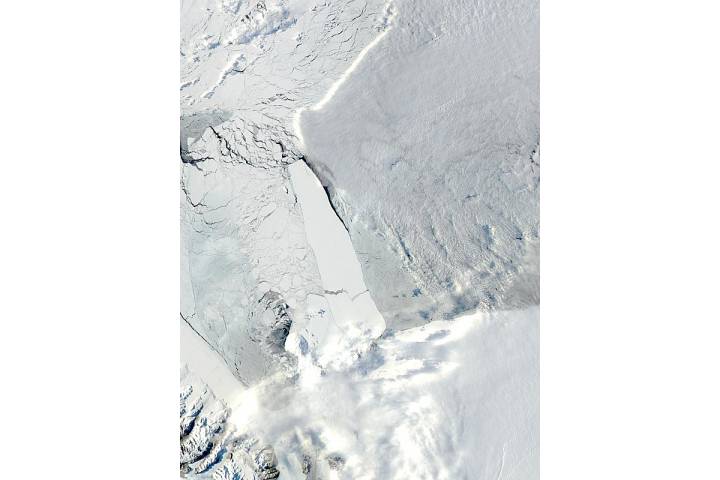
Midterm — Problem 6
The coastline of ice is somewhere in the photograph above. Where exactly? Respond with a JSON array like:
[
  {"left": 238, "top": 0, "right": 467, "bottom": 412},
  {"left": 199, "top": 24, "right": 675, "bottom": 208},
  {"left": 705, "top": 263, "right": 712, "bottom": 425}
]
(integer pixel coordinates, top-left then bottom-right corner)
[{"left": 180, "top": 0, "right": 539, "bottom": 478}]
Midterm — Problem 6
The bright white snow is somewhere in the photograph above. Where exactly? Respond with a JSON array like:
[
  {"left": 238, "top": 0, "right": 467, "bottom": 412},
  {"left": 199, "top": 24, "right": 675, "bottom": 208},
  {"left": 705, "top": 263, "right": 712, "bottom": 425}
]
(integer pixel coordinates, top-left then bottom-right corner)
[
  {"left": 286, "top": 161, "right": 385, "bottom": 370},
  {"left": 180, "top": 0, "right": 539, "bottom": 478},
  {"left": 222, "top": 306, "right": 538, "bottom": 479}
]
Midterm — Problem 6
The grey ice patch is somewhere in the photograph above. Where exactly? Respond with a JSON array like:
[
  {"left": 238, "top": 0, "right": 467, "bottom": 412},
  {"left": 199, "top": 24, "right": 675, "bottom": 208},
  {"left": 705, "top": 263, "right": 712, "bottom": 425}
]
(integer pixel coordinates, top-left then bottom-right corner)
[
  {"left": 327, "top": 454, "right": 346, "bottom": 470},
  {"left": 300, "top": 0, "right": 540, "bottom": 327},
  {"left": 181, "top": 109, "right": 233, "bottom": 151}
]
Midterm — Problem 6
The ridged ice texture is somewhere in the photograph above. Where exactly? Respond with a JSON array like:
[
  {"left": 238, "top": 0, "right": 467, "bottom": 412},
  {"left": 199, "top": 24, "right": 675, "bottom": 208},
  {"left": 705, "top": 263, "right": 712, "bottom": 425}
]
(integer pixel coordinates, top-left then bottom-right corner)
[
  {"left": 180, "top": 367, "right": 281, "bottom": 480},
  {"left": 299, "top": 0, "right": 539, "bottom": 328}
]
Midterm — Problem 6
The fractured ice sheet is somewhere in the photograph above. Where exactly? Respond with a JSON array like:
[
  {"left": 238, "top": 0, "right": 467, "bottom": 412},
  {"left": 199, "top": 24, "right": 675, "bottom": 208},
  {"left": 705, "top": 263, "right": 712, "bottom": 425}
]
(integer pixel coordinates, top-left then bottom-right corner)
[
  {"left": 181, "top": 141, "right": 318, "bottom": 384},
  {"left": 181, "top": 0, "right": 395, "bottom": 116},
  {"left": 180, "top": 0, "right": 539, "bottom": 478},
  {"left": 181, "top": 0, "right": 399, "bottom": 384}
]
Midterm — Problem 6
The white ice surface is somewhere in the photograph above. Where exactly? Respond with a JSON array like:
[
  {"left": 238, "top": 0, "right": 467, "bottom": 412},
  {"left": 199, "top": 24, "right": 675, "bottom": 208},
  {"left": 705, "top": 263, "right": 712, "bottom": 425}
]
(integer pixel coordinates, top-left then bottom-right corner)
[
  {"left": 228, "top": 306, "right": 538, "bottom": 480},
  {"left": 180, "top": 1, "right": 539, "bottom": 478},
  {"left": 180, "top": 0, "right": 399, "bottom": 383},
  {"left": 300, "top": 0, "right": 539, "bottom": 326},
  {"left": 180, "top": 155, "right": 538, "bottom": 477},
  {"left": 180, "top": 316, "right": 245, "bottom": 405},
  {"left": 287, "top": 161, "right": 385, "bottom": 369}
]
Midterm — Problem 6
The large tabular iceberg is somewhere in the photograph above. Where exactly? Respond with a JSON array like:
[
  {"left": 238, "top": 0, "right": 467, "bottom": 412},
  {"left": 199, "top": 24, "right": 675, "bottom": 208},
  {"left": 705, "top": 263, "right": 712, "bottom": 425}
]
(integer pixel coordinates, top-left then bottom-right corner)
[{"left": 180, "top": 0, "right": 539, "bottom": 478}]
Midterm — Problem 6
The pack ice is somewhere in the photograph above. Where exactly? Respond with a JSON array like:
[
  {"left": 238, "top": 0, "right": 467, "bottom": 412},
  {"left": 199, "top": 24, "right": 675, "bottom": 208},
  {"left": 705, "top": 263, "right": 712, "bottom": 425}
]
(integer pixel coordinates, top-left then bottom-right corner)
[{"left": 180, "top": 0, "right": 539, "bottom": 478}]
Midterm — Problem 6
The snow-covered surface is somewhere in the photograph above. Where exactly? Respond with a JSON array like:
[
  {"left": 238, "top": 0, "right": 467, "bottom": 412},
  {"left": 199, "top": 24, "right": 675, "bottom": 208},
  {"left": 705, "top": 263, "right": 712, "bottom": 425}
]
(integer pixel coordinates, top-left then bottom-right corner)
[
  {"left": 181, "top": 315, "right": 244, "bottom": 404},
  {"left": 286, "top": 161, "right": 385, "bottom": 370},
  {"left": 300, "top": 0, "right": 539, "bottom": 327},
  {"left": 181, "top": 367, "right": 283, "bottom": 480},
  {"left": 180, "top": 0, "right": 539, "bottom": 478},
  {"left": 182, "top": 306, "right": 538, "bottom": 479},
  {"left": 243, "top": 306, "right": 538, "bottom": 480},
  {"left": 180, "top": 0, "right": 398, "bottom": 385}
]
